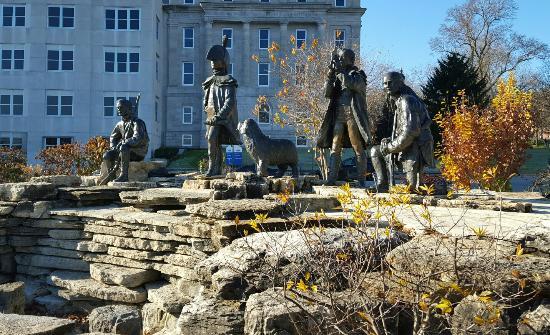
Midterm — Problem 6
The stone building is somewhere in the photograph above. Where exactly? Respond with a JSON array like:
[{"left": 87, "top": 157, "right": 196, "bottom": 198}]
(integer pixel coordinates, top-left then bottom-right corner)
[
  {"left": 0, "top": 0, "right": 364, "bottom": 161},
  {"left": 163, "top": 0, "right": 365, "bottom": 149},
  {"left": 0, "top": 0, "right": 166, "bottom": 162}
]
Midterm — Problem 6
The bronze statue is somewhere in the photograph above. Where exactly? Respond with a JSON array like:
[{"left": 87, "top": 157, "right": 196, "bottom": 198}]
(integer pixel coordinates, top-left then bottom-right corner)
[
  {"left": 202, "top": 36, "right": 241, "bottom": 177},
  {"left": 238, "top": 118, "right": 299, "bottom": 177},
  {"left": 316, "top": 48, "right": 371, "bottom": 186},
  {"left": 369, "top": 71, "right": 434, "bottom": 192},
  {"left": 98, "top": 97, "right": 149, "bottom": 184}
]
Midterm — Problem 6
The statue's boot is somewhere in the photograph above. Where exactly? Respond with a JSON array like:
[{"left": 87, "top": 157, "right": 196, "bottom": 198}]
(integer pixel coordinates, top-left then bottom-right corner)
[
  {"left": 205, "top": 149, "right": 221, "bottom": 177},
  {"left": 326, "top": 152, "right": 341, "bottom": 186},
  {"left": 371, "top": 155, "right": 389, "bottom": 193},
  {"left": 356, "top": 154, "right": 367, "bottom": 187},
  {"left": 406, "top": 170, "right": 419, "bottom": 193},
  {"left": 114, "top": 150, "right": 130, "bottom": 182}
]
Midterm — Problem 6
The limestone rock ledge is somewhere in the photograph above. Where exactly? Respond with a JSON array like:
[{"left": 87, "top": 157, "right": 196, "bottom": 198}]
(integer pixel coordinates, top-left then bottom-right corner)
[{"left": 47, "top": 270, "right": 147, "bottom": 303}]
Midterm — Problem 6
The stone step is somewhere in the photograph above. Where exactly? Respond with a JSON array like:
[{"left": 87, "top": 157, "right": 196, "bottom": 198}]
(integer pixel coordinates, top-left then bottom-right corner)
[
  {"left": 119, "top": 188, "right": 212, "bottom": 207},
  {"left": 48, "top": 270, "right": 147, "bottom": 304},
  {"left": 0, "top": 182, "right": 57, "bottom": 202},
  {"left": 90, "top": 263, "right": 160, "bottom": 288},
  {"left": 263, "top": 193, "right": 340, "bottom": 212},
  {"left": 185, "top": 199, "right": 284, "bottom": 220},
  {"left": 0, "top": 313, "right": 75, "bottom": 335}
]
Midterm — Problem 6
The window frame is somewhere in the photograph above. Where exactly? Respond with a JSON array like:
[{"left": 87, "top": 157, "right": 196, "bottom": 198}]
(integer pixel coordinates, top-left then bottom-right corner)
[
  {"left": 259, "top": 28, "right": 270, "bottom": 50},
  {"left": 104, "top": 8, "right": 141, "bottom": 31},
  {"left": 183, "top": 27, "right": 194, "bottom": 48},
  {"left": 44, "top": 136, "right": 73, "bottom": 148},
  {"left": 296, "top": 135, "right": 308, "bottom": 147},
  {"left": 1, "top": 4, "right": 25, "bottom": 27},
  {"left": 47, "top": 5, "right": 75, "bottom": 28},
  {"left": 182, "top": 106, "right": 193, "bottom": 124},
  {"left": 103, "top": 92, "right": 139, "bottom": 117},
  {"left": 47, "top": 45, "right": 74, "bottom": 72},
  {"left": 296, "top": 29, "right": 307, "bottom": 49},
  {"left": 258, "top": 62, "right": 269, "bottom": 87},
  {"left": 0, "top": 132, "right": 25, "bottom": 150},
  {"left": 1, "top": 45, "right": 24, "bottom": 70},
  {"left": 181, "top": 134, "right": 193, "bottom": 147},
  {"left": 0, "top": 91, "right": 23, "bottom": 116},
  {"left": 257, "top": 103, "right": 270, "bottom": 124},
  {"left": 222, "top": 28, "right": 233, "bottom": 49},
  {"left": 334, "top": 29, "right": 345, "bottom": 47},
  {"left": 46, "top": 91, "right": 74, "bottom": 117},
  {"left": 104, "top": 47, "right": 140, "bottom": 73},
  {"left": 182, "top": 62, "right": 194, "bottom": 86}
]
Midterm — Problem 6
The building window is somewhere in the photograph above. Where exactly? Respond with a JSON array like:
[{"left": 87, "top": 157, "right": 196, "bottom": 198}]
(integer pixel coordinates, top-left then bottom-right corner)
[
  {"left": 183, "top": 28, "right": 194, "bottom": 48},
  {"left": 259, "top": 29, "right": 269, "bottom": 49},
  {"left": 260, "top": 0, "right": 270, "bottom": 2},
  {"left": 335, "top": 29, "right": 345, "bottom": 47},
  {"left": 105, "top": 8, "right": 140, "bottom": 31},
  {"left": 183, "top": 0, "right": 194, "bottom": 3},
  {"left": 1, "top": 47, "right": 24, "bottom": 70},
  {"left": 228, "top": 63, "right": 233, "bottom": 76},
  {"left": 47, "top": 48, "right": 73, "bottom": 71},
  {"left": 296, "top": 136, "right": 307, "bottom": 147},
  {"left": 103, "top": 93, "right": 138, "bottom": 117},
  {"left": 222, "top": 28, "right": 232, "bottom": 49},
  {"left": 48, "top": 6, "right": 74, "bottom": 28},
  {"left": 44, "top": 137, "right": 72, "bottom": 148},
  {"left": 295, "top": 64, "right": 305, "bottom": 85},
  {"left": 156, "top": 53, "right": 159, "bottom": 81},
  {"left": 182, "top": 134, "right": 192, "bottom": 147},
  {"left": 2, "top": 5, "right": 25, "bottom": 27},
  {"left": 47, "top": 93, "right": 73, "bottom": 116},
  {"left": 296, "top": 29, "right": 307, "bottom": 49},
  {"left": 258, "top": 63, "right": 269, "bottom": 87},
  {"left": 258, "top": 104, "right": 270, "bottom": 124},
  {"left": 104, "top": 48, "right": 139, "bottom": 73},
  {"left": 297, "top": 0, "right": 306, "bottom": 2},
  {"left": 156, "top": 16, "right": 159, "bottom": 40},
  {"left": 182, "top": 62, "right": 194, "bottom": 86},
  {"left": 182, "top": 106, "right": 193, "bottom": 124},
  {"left": 0, "top": 93, "right": 23, "bottom": 116},
  {"left": 335, "top": 0, "right": 345, "bottom": 7},
  {"left": 155, "top": 99, "right": 158, "bottom": 122},
  {"left": 0, "top": 134, "right": 24, "bottom": 149}
]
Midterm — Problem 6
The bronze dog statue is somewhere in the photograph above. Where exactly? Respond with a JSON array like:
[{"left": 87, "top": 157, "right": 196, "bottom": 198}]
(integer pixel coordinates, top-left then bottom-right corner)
[{"left": 238, "top": 118, "right": 299, "bottom": 177}]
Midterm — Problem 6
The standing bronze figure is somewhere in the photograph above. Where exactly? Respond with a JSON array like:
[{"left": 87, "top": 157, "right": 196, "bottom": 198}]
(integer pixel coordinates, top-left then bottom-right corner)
[
  {"left": 369, "top": 71, "right": 434, "bottom": 192},
  {"left": 202, "top": 36, "right": 241, "bottom": 176},
  {"left": 317, "top": 48, "right": 371, "bottom": 186},
  {"left": 98, "top": 97, "right": 149, "bottom": 185}
]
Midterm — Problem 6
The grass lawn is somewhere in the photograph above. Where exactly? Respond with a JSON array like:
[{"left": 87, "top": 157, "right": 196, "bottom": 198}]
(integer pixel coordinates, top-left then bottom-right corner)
[
  {"left": 519, "top": 147, "right": 550, "bottom": 175},
  {"left": 167, "top": 147, "right": 360, "bottom": 173}
]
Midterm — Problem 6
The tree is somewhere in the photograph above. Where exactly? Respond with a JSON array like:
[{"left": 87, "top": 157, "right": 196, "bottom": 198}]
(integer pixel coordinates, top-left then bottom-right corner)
[
  {"left": 430, "top": 0, "right": 549, "bottom": 92},
  {"left": 437, "top": 74, "right": 534, "bottom": 190},
  {"left": 251, "top": 37, "right": 391, "bottom": 178},
  {"left": 422, "top": 52, "right": 488, "bottom": 145}
]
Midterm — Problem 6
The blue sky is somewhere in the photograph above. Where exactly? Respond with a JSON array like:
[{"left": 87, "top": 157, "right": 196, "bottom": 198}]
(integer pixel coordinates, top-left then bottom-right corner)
[{"left": 360, "top": 0, "right": 550, "bottom": 79}]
